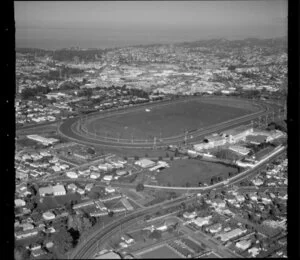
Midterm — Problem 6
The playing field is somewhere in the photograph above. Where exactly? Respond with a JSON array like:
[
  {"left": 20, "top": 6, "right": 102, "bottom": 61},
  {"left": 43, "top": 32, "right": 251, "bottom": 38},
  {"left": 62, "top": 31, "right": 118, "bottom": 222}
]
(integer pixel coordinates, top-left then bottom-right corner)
[
  {"left": 156, "top": 159, "right": 238, "bottom": 187},
  {"left": 86, "top": 98, "right": 258, "bottom": 140},
  {"left": 139, "top": 245, "right": 183, "bottom": 259}
]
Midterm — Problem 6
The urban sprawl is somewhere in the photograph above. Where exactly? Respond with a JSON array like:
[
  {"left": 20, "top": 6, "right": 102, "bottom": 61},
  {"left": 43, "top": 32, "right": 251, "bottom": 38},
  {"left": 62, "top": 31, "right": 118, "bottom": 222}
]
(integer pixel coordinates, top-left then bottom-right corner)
[{"left": 15, "top": 37, "right": 287, "bottom": 259}]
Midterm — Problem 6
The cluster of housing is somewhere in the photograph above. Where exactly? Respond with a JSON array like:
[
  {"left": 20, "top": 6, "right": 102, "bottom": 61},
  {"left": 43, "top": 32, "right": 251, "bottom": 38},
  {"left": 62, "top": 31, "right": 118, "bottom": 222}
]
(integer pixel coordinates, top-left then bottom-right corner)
[
  {"left": 180, "top": 188, "right": 287, "bottom": 257},
  {"left": 71, "top": 188, "right": 134, "bottom": 217},
  {"left": 15, "top": 149, "right": 73, "bottom": 181},
  {"left": 65, "top": 157, "right": 133, "bottom": 183}
]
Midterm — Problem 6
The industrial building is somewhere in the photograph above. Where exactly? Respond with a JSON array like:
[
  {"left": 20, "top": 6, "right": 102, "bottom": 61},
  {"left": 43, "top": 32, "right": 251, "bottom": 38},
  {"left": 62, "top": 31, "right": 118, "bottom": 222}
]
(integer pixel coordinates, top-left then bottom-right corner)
[
  {"left": 222, "top": 125, "right": 253, "bottom": 144},
  {"left": 135, "top": 158, "right": 156, "bottom": 168},
  {"left": 228, "top": 145, "right": 251, "bottom": 156}
]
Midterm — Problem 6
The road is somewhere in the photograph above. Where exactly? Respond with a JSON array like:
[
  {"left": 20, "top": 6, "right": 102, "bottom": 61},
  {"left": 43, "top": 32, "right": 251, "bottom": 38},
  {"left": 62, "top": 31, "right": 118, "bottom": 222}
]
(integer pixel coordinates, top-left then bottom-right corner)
[{"left": 69, "top": 146, "right": 285, "bottom": 259}]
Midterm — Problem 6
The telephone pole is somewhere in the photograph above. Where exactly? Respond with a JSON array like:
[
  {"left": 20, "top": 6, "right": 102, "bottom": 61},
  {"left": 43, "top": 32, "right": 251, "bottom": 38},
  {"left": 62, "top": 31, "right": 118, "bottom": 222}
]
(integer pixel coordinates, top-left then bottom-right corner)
[{"left": 153, "top": 136, "right": 157, "bottom": 149}]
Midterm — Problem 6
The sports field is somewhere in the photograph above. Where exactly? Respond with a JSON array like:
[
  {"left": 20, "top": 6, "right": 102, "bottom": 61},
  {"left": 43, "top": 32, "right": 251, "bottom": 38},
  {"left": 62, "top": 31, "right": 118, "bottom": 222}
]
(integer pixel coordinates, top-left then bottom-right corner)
[
  {"left": 85, "top": 99, "right": 258, "bottom": 140},
  {"left": 156, "top": 159, "right": 238, "bottom": 187},
  {"left": 139, "top": 245, "right": 182, "bottom": 259}
]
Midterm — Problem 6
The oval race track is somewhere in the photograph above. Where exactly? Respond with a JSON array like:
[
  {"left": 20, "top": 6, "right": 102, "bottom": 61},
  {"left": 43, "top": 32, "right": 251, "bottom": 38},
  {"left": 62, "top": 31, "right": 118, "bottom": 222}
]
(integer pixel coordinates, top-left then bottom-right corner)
[{"left": 58, "top": 97, "right": 272, "bottom": 149}]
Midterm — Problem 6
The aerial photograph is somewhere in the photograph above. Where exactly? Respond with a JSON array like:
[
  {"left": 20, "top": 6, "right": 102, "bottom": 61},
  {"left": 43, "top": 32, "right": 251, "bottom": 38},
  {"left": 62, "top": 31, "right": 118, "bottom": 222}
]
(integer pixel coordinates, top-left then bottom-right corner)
[{"left": 14, "top": 1, "right": 288, "bottom": 259}]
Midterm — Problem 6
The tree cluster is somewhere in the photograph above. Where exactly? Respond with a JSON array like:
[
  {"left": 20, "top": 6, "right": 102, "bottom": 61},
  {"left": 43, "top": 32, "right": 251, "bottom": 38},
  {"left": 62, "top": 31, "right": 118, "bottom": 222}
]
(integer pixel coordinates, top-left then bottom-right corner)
[
  {"left": 21, "top": 86, "right": 51, "bottom": 100},
  {"left": 136, "top": 183, "right": 145, "bottom": 192}
]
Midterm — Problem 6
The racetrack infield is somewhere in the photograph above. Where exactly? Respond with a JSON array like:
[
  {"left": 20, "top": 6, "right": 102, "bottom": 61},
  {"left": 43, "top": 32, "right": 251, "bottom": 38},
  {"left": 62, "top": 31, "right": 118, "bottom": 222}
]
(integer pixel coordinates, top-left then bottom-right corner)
[{"left": 84, "top": 98, "right": 260, "bottom": 141}]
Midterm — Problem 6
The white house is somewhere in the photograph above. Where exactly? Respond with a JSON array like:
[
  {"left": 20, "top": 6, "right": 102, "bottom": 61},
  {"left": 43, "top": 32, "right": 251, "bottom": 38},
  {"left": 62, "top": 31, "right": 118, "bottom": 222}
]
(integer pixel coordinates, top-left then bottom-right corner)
[
  {"left": 52, "top": 185, "right": 66, "bottom": 196},
  {"left": 192, "top": 216, "right": 212, "bottom": 227},
  {"left": 15, "top": 199, "right": 26, "bottom": 207},
  {"left": 236, "top": 240, "right": 252, "bottom": 250},
  {"left": 90, "top": 172, "right": 101, "bottom": 179},
  {"left": 42, "top": 211, "right": 56, "bottom": 221},
  {"left": 66, "top": 171, "right": 78, "bottom": 179}
]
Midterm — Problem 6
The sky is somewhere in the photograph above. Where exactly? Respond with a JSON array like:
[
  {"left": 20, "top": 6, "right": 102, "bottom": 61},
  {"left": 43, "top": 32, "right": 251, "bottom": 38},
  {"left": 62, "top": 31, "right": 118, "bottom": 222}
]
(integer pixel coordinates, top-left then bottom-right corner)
[{"left": 15, "top": 1, "right": 287, "bottom": 50}]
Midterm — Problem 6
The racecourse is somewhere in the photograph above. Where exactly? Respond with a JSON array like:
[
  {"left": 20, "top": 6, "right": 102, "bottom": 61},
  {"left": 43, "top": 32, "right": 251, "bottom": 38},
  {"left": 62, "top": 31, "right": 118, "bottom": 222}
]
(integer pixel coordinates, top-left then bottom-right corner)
[{"left": 58, "top": 97, "right": 271, "bottom": 149}]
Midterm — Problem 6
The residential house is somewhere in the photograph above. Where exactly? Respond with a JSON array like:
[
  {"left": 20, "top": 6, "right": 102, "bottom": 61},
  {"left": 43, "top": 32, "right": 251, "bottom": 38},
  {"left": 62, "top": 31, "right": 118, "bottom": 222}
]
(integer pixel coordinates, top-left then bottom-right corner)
[
  {"left": 77, "top": 188, "right": 85, "bottom": 195},
  {"left": 207, "top": 223, "right": 222, "bottom": 234},
  {"left": 236, "top": 240, "right": 252, "bottom": 250},
  {"left": 66, "top": 171, "right": 78, "bottom": 179},
  {"left": 67, "top": 183, "right": 78, "bottom": 192},
  {"left": 42, "top": 211, "right": 56, "bottom": 221},
  {"left": 192, "top": 216, "right": 212, "bottom": 227},
  {"left": 183, "top": 211, "right": 197, "bottom": 219}
]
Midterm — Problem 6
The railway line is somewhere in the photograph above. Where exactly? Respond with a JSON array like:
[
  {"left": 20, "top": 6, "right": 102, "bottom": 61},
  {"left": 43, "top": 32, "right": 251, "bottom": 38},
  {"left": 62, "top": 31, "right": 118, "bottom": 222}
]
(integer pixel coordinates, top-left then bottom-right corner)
[{"left": 70, "top": 194, "right": 195, "bottom": 259}]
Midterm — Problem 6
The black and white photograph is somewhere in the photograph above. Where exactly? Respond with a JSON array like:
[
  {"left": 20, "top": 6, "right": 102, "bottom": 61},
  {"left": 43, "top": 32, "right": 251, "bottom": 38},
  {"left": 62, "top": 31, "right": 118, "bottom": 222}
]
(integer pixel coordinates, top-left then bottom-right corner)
[{"left": 14, "top": 1, "right": 290, "bottom": 259}]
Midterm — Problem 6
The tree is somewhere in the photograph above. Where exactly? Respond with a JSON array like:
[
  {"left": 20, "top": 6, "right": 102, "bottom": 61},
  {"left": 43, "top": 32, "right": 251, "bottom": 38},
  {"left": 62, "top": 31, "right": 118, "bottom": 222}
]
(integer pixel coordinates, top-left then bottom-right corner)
[
  {"left": 134, "top": 156, "right": 139, "bottom": 161},
  {"left": 27, "top": 201, "right": 38, "bottom": 210},
  {"left": 170, "top": 156, "right": 174, "bottom": 161},
  {"left": 87, "top": 147, "right": 95, "bottom": 154},
  {"left": 149, "top": 230, "right": 162, "bottom": 240},
  {"left": 53, "top": 228, "right": 74, "bottom": 253},
  {"left": 165, "top": 152, "right": 169, "bottom": 158},
  {"left": 108, "top": 211, "right": 114, "bottom": 217},
  {"left": 174, "top": 149, "right": 179, "bottom": 157},
  {"left": 14, "top": 245, "right": 30, "bottom": 260},
  {"left": 21, "top": 88, "right": 36, "bottom": 100},
  {"left": 185, "top": 182, "right": 190, "bottom": 187},
  {"left": 88, "top": 191, "right": 101, "bottom": 200},
  {"left": 180, "top": 202, "right": 186, "bottom": 210},
  {"left": 136, "top": 183, "right": 145, "bottom": 192},
  {"left": 158, "top": 156, "right": 163, "bottom": 161}
]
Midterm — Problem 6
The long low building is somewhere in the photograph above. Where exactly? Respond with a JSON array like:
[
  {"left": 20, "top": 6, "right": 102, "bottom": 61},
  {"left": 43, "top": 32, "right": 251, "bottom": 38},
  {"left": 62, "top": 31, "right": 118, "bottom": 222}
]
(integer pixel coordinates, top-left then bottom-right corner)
[
  {"left": 26, "top": 135, "right": 59, "bottom": 146},
  {"left": 216, "top": 228, "right": 247, "bottom": 242},
  {"left": 73, "top": 200, "right": 95, "bottom": 209},
  {"left": 39, "top": 184, "right": 66, "bottom": 196},
  {"left": 15, "top": 228, "right": 39, "bottom": 240},
  {"left": 229, "top": 145, "right": 251, "bottom": 156},
  {"left": 120, "top": 198, "right": 134, "bottom": 211}
]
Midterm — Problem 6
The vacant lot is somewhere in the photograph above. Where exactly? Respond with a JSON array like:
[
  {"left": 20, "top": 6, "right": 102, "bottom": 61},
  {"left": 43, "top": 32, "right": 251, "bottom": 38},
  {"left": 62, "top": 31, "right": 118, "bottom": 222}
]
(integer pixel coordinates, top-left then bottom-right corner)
[
  {"left": 156, "top": 159, "right": 238, "bottom": 187},
  {"left": 139, "top": 245, "right": 182, "bottom": 259},
  {"left": 86, "top": 99, "right": 255, "bottom": 140},
  {"left": 37, "top": 193, "right": 81, "bottom": 211}
]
